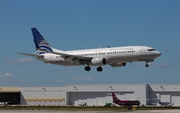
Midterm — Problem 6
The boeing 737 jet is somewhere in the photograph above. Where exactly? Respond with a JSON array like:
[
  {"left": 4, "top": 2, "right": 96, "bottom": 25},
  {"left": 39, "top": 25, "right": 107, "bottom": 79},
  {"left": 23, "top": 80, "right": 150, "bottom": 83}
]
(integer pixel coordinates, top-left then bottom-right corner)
[{"left": 18, "top": 28, "right": 161, "bottom": 72}]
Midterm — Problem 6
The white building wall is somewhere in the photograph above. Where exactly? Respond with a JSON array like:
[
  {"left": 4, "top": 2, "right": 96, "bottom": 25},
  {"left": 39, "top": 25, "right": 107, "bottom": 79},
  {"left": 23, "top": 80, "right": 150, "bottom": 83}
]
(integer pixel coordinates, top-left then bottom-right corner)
[
  {"left": 66, "top": 84, "right": 147, "bottom": 106},
  {"left": 149, "top": 84, "right": 180, "bottom": 106},
  {"left": 15, "top": 84, "right": 180, "bottom": 106},
  {"left": 19, "top": 86, "right": 65, "bottom": 106},
  {"left": 171, "top": 93, "right": 180, "bottom": 106}
]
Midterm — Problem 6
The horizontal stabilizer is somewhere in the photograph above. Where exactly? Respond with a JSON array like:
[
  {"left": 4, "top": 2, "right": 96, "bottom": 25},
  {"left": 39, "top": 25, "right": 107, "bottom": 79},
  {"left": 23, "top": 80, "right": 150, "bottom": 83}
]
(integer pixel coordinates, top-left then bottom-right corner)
[{"left": 17, "top": 52, "right": 43, "bottom": 57}]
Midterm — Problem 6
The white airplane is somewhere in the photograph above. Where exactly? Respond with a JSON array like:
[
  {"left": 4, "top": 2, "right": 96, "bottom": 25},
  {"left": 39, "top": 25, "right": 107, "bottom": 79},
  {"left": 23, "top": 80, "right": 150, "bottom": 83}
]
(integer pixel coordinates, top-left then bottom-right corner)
[
  {"left": 153, "top": 98, "right": 174, "bottom": 107},
  {"left": 0, "top": 101, "right": 9, "bottom": 105},
  {"left": 18, "top": 28, "right": 161, "bottom": 72}
]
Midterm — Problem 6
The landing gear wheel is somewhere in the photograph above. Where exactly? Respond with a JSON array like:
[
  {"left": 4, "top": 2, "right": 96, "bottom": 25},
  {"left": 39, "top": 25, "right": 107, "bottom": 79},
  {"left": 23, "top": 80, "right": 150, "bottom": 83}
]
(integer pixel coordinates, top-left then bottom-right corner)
[
  {"left": 97, "top": 66, "right": 103, "bottom": 72},
  {"left": 85, "top": 66, "right": 91, "bottom": 71},
  {"left": 145, "top": 64, "right": 149, "bottom": 67}
]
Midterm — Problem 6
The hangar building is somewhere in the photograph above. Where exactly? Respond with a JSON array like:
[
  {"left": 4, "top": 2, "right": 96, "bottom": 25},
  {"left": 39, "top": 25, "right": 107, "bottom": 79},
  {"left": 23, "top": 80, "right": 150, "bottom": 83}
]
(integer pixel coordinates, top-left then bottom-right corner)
[{"left": 0, "top": 84, "right": 180, "bottom": 106}]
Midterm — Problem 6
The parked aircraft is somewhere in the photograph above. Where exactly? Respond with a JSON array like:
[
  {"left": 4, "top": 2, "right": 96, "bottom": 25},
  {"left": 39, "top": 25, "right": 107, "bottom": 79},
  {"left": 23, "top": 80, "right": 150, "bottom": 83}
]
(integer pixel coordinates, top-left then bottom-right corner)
[
  {"left": 18, "top": 28, "right": 161, "bottom": 72},
  {"left": 112, "top": 92, "right": 140, "bottom": 107},
  {"left": 0, "top": 101, "right": 9, "bottom": 106},
  {"left": 155, "top": 98, "right": 173, "bottom": 107}
]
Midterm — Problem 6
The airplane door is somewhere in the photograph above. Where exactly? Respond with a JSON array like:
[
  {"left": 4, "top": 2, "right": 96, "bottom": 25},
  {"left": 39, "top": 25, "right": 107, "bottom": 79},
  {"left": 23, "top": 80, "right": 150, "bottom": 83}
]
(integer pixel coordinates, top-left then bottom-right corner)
[
  {"left": 139, "top": 50, "right": 143, "bottom": 55},
  {"left": 140, "top": 49, "right": 145, "bottom": 55}
]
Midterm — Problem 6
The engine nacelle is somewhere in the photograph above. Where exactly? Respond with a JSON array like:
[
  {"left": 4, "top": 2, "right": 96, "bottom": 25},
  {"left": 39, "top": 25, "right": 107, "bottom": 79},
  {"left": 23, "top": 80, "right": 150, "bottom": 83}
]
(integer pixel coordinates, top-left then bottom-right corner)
[
  {"left": 91, "top": 58, "right": 106, "bottom": 66},
  {"left": 110, "top": 63, "right": 126, "bottom": 67},
  {"left": 43, "top": 54, "right": 64, "bottom": 62}
]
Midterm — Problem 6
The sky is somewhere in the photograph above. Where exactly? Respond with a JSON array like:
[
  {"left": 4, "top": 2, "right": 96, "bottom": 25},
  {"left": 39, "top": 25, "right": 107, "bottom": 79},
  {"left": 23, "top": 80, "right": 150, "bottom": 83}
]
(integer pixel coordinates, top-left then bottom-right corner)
[{"left": 0, "top": 0, "right": 180, "bottom": 86}]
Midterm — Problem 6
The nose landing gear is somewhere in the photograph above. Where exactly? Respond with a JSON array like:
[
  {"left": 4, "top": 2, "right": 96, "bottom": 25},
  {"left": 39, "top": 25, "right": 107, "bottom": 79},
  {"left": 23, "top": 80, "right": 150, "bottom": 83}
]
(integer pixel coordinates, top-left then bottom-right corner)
[{"left": 145, "top": 63, "right": 149, "bottom": 67}]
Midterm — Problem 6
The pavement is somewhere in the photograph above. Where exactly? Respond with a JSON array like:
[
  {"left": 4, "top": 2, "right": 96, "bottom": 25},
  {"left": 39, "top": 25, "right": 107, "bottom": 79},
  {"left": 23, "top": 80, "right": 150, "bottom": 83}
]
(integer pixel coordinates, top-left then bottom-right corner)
[{"left": 0, "top": 110, "right": 180, "bottom": 113}]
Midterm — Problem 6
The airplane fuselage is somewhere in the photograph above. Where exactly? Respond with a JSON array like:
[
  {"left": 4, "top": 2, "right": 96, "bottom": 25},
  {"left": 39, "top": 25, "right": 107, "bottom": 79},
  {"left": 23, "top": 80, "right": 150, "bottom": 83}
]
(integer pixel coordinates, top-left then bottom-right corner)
[
  {"left": 37, "top": 46, "right": 160, "bottom": 66},
  {"left": 114, "top": 100, "right": 140, "bottom": 106}
]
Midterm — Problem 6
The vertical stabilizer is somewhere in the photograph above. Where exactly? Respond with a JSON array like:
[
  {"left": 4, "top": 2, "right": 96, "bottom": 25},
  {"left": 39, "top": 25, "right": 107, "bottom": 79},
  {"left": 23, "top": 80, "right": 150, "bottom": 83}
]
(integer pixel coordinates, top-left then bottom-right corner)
[
  {"left": 112, "top": 93, "right": 120, "bottom": 103},
  {"left": 31, "top": 28, "right": 53, "bottom": 52}
]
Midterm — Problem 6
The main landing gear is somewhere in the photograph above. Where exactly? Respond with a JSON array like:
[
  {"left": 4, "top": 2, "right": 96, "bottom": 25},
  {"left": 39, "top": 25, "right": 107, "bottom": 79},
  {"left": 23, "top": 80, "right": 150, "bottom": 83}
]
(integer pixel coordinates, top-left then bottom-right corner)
[
  {"left": 84, "top": 66, "right": 103, "bottom": 72},
  {"left": 84, "top": 66, "right": 91, "bottom": 71},
  {"left": 97, "top": 66, "right": 103, "bottom": 72}
]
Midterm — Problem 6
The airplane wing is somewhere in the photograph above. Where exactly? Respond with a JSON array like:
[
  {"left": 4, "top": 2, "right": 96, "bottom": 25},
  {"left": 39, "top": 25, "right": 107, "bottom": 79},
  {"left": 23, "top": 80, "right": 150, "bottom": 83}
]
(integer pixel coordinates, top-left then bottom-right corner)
[
  {"left": 17, "top": 52, "right": 43, "bottom": 57},
  {"left": 18, "top": 51, "right": 93, "bottom": 65},
  {"left": 48, "top": 51, "right": 92, "bottom": 64}
]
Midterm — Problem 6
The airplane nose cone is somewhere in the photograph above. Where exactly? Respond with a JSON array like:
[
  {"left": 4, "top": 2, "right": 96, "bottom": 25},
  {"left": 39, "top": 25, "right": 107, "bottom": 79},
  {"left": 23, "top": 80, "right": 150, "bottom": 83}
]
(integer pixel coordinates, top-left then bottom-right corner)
[{"left": 156, "top": 51, "right": 161, "bottom": 57}]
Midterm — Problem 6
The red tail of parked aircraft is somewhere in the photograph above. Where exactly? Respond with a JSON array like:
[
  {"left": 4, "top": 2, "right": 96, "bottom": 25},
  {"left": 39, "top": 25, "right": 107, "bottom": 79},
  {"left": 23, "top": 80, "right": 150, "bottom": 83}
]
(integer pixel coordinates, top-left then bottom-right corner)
[{"left": 112, "top": 93, "right": 140, "bottom": 107}]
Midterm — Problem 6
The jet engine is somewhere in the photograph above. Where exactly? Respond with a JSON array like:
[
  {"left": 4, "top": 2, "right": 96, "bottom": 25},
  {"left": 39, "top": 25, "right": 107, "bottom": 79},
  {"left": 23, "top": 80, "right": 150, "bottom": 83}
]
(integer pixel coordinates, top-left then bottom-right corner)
[
  {"left": 43, "top": 54, "right": 64, "bottom": 62},
  {"left": 91, "top": 58, "right": 106, "bottom": 66}
]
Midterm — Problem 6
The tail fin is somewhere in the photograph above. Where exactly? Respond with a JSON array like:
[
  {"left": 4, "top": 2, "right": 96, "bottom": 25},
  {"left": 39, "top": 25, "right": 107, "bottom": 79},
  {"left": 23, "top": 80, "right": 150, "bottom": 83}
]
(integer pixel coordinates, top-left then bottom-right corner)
[
  {"left": 31, "top": 28, "right": 53, "bottom": 52},
  {"left": 112, "top": 93, "right": 120, "bottom": 103}
]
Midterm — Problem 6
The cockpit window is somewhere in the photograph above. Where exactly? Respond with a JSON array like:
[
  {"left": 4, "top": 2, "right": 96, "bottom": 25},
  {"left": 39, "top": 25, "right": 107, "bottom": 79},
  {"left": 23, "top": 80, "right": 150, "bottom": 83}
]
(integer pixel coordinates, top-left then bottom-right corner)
[{"left": 148, "top": 49, "right": 155, "bottom": 51}]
